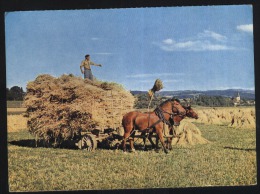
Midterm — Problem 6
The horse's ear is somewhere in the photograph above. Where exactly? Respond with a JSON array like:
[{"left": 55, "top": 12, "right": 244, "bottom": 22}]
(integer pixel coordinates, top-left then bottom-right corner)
[{"left": 184, "top": 98, "right": 191, "bottom": 108}]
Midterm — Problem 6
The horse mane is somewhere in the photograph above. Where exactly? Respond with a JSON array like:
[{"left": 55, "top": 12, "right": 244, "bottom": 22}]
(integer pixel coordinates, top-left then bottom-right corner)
[
  {"left": 158, "top": 99, "right": 171, "bottom": 107},
  {"left": 159, "top": 98, "right": 180, "bottom": 107}
]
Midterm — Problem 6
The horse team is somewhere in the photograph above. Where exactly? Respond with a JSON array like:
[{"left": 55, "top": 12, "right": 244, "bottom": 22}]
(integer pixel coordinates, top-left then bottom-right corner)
[{"left": 121, "top": 98, "right": 198, "bottom": 153}]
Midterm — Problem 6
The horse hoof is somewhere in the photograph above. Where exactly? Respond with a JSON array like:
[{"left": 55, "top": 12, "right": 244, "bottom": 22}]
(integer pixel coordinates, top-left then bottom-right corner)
[
  {"left": 164, "top": 149, "right": 169, "bottom": 154},
  {"left": 129, "top": 149, "right": 136, "bottom": 153}
]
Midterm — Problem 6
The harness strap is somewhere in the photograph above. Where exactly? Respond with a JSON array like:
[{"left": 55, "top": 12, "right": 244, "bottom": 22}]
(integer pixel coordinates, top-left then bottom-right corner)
[
  {"left": 146, "top": 118, "right": 162, "bottom": 131},
  {"left": 154, "top": 107, "right": 172, "bottom": 126}
]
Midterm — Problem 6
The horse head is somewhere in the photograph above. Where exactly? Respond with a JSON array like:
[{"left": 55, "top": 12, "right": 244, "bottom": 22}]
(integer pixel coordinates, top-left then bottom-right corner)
[
  {"left": 171, "top": 98, "right": 186, "bottom": 116},
  {"left": 183, "top": 105, "right": 198, "bottom": 119},
  {"left": 157, "top": 98, "right": 186, "bottom": 116},
  {"left": 182, "top": 99, "right": 198, "bottom": 119},
  {"left": 171, "top": 104, "right": 198, "bottom": 126}
]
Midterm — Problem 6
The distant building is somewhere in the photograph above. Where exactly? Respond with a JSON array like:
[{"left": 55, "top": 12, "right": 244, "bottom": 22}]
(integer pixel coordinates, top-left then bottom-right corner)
[
  {"left": 233, "top": 92, "right": 241, "bottom": 106},
  {"left": 246, "top": 100, "right": 255, "bottom": 105}
]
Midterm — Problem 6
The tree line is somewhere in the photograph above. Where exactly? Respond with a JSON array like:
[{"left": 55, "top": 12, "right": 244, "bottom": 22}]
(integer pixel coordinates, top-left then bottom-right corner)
[
  {"left": 6, "top": 86, "right": 25, "bottom": 101},
  {"left": 132, "top": 93, "right": 250, "bottom": 109}
]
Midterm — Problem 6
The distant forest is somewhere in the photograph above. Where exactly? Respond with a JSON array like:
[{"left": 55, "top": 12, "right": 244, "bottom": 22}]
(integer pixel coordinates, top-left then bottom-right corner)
[
  {"left": 132, "top": 93, "right": 253, "bottom": 109},
  {"left": 6, "top": 86, "right": 25, "bottom": 101}
]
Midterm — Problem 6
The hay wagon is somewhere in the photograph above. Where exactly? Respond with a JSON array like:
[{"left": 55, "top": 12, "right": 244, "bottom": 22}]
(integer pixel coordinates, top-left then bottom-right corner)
[
  {"left": 76, "top": 127, "right": 124, "bottom": 151},
  {"left": 75, "top": 96, "right": 126, "bottom": 151},
  {"left": 75, "top": 127, "right": 169, "bottom": 152}
]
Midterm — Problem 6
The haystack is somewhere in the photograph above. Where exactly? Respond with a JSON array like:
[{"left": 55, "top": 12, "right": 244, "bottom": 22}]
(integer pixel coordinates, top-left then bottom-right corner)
[
  {"left": 193, "top": 107, "right": 255, "bottom": 129},
  {"left": 171, "top": 120, "right": 210, "bottom": 146},
  {"left": 23, "top": 74, "right": 135, "bottom": 146},
  {"left": 228, "top": 109, "right": 256, "bottom": 129}
]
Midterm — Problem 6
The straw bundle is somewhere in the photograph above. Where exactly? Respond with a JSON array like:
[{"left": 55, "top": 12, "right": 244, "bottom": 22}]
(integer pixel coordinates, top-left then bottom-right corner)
[
  {"left": 148, "top": 79, "right": 163, "bottom": 98},
  {"left": 193, "top": 107, "right": 255, "bottom": 129},
  {"left": 171, "top": 120, "right": 211, "bottom": 146}
]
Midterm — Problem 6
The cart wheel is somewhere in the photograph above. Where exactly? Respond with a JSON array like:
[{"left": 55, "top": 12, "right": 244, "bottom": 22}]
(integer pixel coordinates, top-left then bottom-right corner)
[{"left": 78, "top": 135, "right": 97, "bottom": 151}]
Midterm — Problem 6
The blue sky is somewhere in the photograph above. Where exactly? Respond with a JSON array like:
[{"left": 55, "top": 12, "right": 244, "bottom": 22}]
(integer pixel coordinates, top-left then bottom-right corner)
[{"left": 5, "top": 5, "right": 254, "bottom": 91}]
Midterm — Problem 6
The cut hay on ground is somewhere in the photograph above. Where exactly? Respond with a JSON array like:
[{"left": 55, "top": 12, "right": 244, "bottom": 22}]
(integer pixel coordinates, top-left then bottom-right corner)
[
  {"left": 193, "top": 107, "right": 255, "bottom": 129},
  {"left": 171, "top": 120, "right": 211, "bottom": 146},
  {"left": 23, "top": 74, "right": 135, "bottom": 146}
]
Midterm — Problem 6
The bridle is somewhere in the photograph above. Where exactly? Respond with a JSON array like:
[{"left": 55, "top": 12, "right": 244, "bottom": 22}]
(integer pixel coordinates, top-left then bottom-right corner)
[{"left": 154, "top": 100, "right": 186, "bottom": 125}]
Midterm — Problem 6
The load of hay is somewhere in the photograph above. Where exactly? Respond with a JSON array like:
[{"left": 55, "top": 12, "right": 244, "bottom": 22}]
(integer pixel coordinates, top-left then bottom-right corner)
[
  {"left": 171, "top": 120, "right": 211, "bottom": 146},
  {"left": 23, "top": 74, "right": 135, "bottom": 146}
]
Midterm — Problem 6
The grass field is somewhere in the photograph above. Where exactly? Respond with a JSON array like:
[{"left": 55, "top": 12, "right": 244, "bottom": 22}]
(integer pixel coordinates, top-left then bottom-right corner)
[
  {"left": 7, "top": 101, "right": 24, "bottom": 108},
  {"left": 8, "top": 123, "right": 256, "bottom": 191}
]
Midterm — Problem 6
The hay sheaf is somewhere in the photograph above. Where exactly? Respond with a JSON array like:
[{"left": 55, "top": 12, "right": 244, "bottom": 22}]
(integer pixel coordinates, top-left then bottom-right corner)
[
  {"left": 193, "top": 107, "right": 255, "bottom": 129},
  {"left": 24, "top": 74, "right": 135, "bottom": 145},
  {"left": 171, "top": 120, "right": 211, "bottom": 146}
]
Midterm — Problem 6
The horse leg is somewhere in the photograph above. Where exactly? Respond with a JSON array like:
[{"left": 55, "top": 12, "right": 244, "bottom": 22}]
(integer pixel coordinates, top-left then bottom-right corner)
[
  {"left": 168, "top": 127, "right": 173, "bottom": 150},
  {"left": 142, "top": 131, "right": 155, "bottom": 150},
  {"left": 155, "top": 135, "right": 160, "bottom": 150},
  {"left": 148, "top": 132, "right": 156, "bottom": 149},
  {"left": 167, "top": 137, "right": 173, "bottom": 150},
  {"left": 122, "top": 131, "right": 131, "bottom": 152},
  {"left": 122, "top": 117, "right": 135, "bottom": 152},
  {"left": 157, "top": 130, "right": 168, "bottom": 154},
  {"left": 141, "top": 131, "right": 147, "bottom": 150},
  {"left": 129, "top": 131, "right": 136, "bottom": 152},
  {"left": 165, "top": 138, "right": 169, "bottom": 150}
]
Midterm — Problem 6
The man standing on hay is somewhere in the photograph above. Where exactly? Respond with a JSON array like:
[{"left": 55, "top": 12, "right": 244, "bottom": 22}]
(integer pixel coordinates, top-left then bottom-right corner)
[{"left": 80, "top": 54, "right": 102, "bottom": 80}]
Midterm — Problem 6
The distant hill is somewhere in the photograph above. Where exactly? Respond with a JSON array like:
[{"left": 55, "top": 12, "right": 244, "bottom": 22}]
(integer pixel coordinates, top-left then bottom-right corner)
[{"left": 131, "top": 89, "right": 255, "bottom": 100}]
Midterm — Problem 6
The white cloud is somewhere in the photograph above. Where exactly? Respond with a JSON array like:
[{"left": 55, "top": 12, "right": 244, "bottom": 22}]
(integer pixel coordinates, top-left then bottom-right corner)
[
  {"left": 198, "top": 30, "right": 227, "bottom": 42},
  {"left": 157, "top": 40, "right": 234, "bottom": 52},
  {"left": 155, "top": 30, "right": 235, "bottom": 52},
  {"left": 163, "top": 39, "right": 175, "bottom": 44},
  {"left": 237, "top": 24, "right": 253, "bottom": 33}
]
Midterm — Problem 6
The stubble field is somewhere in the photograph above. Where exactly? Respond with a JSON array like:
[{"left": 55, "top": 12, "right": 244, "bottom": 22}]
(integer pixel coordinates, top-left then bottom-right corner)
[{"left": 7, "top": 107, "right": 257, "bottom": 191}]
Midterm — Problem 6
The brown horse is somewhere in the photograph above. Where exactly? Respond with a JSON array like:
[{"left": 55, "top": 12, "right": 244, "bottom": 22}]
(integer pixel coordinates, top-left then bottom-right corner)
[
  {"left": 121, "top": 98, "right": 186, "bottom": 153},
  {"left": 142, "top": 104, "right": 199, "bottom": 150}
]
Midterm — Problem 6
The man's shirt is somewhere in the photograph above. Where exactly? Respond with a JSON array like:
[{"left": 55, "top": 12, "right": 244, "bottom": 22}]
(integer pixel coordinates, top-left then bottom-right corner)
[{"left": 80, "top": 60, "right": 99, "bottom": 70}]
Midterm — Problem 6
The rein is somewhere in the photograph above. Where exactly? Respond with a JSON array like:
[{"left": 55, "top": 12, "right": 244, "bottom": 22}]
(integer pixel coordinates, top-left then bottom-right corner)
[{"left": 144, "top": 101, "right": 186, "bottom": 133}]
